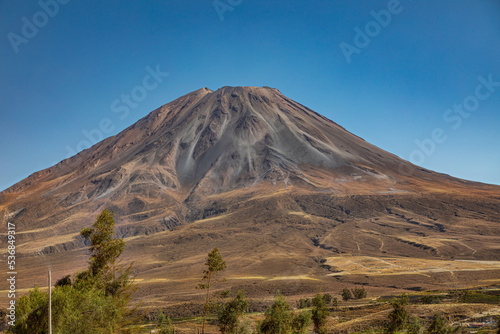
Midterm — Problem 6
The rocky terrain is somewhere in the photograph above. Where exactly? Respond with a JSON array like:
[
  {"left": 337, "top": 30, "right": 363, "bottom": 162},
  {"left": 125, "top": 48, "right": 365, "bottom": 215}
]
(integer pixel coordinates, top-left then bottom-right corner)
[{"left": 1, "top": 86, "right": 499, "bottom": 311}]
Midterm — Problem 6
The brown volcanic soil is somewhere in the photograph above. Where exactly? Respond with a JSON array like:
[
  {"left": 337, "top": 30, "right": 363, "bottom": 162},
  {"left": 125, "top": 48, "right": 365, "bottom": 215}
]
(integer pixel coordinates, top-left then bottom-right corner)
[{"left": 1, "top": 86, "right": 499, "bottom": 313}]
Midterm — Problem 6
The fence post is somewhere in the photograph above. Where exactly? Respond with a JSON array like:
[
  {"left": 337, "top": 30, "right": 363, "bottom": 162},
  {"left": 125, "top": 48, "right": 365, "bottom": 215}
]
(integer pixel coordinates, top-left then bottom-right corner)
[{"left": 48, "top": 271, "right": 52, "bottom": 334}]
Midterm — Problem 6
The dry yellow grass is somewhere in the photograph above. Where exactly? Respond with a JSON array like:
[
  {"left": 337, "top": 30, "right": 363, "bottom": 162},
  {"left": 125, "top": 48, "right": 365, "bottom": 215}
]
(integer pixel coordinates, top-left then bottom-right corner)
[{"left": 325, "top": 255, "right": 500, "bottom": 277}]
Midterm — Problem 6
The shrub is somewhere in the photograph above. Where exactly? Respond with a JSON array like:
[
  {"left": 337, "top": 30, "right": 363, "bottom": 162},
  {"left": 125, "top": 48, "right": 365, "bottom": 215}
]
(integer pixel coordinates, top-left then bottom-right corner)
[
  {"left": 218, "top": 290, "right": 249, "bottom": 334},
  {"left": 292, "top": 310, "right": 312, "bottom": 334},
  {"left": 156, "top": 309, "right": 174, "bottom": 334},
  {"left": 237, "top": 318, "right": 254, "bottom": 334},
  {"left": 427, "top": 313, "right": 458, "bottom": 334},
  {"left": 298, "top": 298, "right": 311, "bottom": 309},
  {"left": 311, "top": 293, "right": 329, "bottom": 334},
  {"left": 352, "top": 287, "right": 367, "bottom": 299},
  {"left": 322, "top": 293, "right": 332, "bottom": 305},
  {"left": 385, "top": 294, "right": 409, "bottom": 334},
  {"left": 421, "top": 295, "right": 441, "bottom": 304},
  {"left": 341, "top": 288, "right": 353, "bottom": 301},
  {"left": 407, "top": 316, "right": 423, "bottom": 334},
  {"left": 258, "top": 292, "right": 293, "bottom": 334}
]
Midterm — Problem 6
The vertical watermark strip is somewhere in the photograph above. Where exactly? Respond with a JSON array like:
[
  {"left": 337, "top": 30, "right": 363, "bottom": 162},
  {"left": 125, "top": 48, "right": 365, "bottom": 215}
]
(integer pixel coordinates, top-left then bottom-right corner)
[{"left": 7, "top": 222, "right": 16, "bottom": 327}]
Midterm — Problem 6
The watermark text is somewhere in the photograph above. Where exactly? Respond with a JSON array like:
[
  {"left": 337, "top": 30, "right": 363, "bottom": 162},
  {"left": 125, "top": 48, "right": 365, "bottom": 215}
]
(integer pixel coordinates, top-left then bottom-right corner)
[
  {"left": 213, "top": 0, "right": 243, "bottom": 21},
  {"left": 339, "top": 0, "right": 409, "bottom": 64},
  {"left": 7, "top": 0, "right": 71, "bottom": 54},
  {"left": 7, "top": 222, "right": 16, "bottom": 327}
]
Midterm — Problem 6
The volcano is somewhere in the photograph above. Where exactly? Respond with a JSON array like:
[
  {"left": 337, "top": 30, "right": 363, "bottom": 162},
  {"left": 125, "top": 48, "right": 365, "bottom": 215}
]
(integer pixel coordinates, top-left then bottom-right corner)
[{"left": 1, "top": 86, "right": 499, "bottom": 313}]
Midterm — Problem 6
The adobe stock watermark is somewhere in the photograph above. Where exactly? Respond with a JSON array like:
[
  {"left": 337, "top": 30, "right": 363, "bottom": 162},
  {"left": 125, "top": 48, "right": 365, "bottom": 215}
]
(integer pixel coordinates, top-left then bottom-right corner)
[
  {"left": 55, "top": 64, "right": 169, "bottom": 166},
  {"left": 6, "top": 221, "right": 17, "bottom": 327},
  {"left": 400, "top": 74, "right": 499, "bottom": 175},
  {"left": 7, "top": 0, "right": 71, "bottom": 54},
  {"left": 213, "top": 0, "right": 242, "bottom": 21},
  {"left": 339, "top": 0, "right": 410, "bottom": 64}
]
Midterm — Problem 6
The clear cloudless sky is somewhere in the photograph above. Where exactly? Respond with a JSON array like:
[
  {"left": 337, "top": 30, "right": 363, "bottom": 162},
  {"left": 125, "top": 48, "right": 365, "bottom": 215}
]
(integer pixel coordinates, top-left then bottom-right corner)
[{"left": 1, "top": 0, "right": 499, "bottom": 191}]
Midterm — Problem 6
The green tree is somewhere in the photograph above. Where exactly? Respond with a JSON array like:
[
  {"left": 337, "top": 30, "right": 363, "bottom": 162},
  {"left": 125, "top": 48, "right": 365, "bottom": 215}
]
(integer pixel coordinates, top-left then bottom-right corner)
[
  {"left": 198, "top": 247, "right": 227, "bottom": 334},
  {"left": 322, "top": 293, "right": 332, "bottom": 305},
  {"left": 298, "top": 298, "right": 311, "bottom": 309},
  {"left": 13, "top": 280, "right": 137, "bottom": 333},
  {"left": 11, "top": 209, "right": 139, "bottom": 333},
  {"left": 156, "top": 309, "right": 174, "bottom": 334},
  {"left": 352, "top": 287, "right": 367, "bottom": 299},
  {"left": 311, "top": 293, "right": 329, "bottom": 334},
  {"left": 258, "top": 292, "right": 293, "bottom": 334},
  {"left": 341, "top": 288, "right": 353, "bottom": 301},
  {"left": 78, "top": 208, "right": 128, "bottom": 296},
  {"left": 291, "top": 311, "right": 312, "bottom": 334},
  {"left": 385, "top": 294, "right": 409, "bottom": 333},
  {"left": 218, "top": 290, "right": 250, "bottom": 334},
  {"left": 427, "top": 313, "right": 458, "bottom": 334},
  {"left": 236, "top": 318, "right": 254, "bottom": 334},
  {"left": 55, "top": 275, "right": 72, "bottom": 288},
  {"left": 421, "top": 295, "right": 441, "bottom": 304},
  {"left": 407, "top": 316, "right": 423, "bottom": 334},
  {"left": 11, "top": 287, "right": 48, "bottom": 333}
]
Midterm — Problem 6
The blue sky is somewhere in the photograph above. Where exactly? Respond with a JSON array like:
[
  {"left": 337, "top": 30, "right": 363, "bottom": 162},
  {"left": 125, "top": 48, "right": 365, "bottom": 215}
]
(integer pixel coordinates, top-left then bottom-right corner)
[{"left": 1, "top": 0, "right": 499, "bottom": 191}]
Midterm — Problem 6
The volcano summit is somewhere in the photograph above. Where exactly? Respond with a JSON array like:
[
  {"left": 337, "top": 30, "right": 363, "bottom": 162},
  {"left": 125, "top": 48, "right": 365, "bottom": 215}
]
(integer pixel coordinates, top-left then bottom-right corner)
[{"left": 1, "top": 86, "right": 499, "bottom": 311}]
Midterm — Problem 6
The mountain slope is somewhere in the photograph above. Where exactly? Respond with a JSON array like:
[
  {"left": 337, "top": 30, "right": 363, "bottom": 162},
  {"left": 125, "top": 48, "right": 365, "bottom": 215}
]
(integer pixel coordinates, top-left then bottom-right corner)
[{"left": 1, "top": 86, "right": 499, "bottom": 311}]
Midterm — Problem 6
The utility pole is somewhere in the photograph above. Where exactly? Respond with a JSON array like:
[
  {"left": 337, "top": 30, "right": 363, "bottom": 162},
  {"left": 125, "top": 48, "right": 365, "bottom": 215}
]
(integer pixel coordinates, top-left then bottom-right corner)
[{"left": 48, "top": 271, "right": 52, "bottom": 334}]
